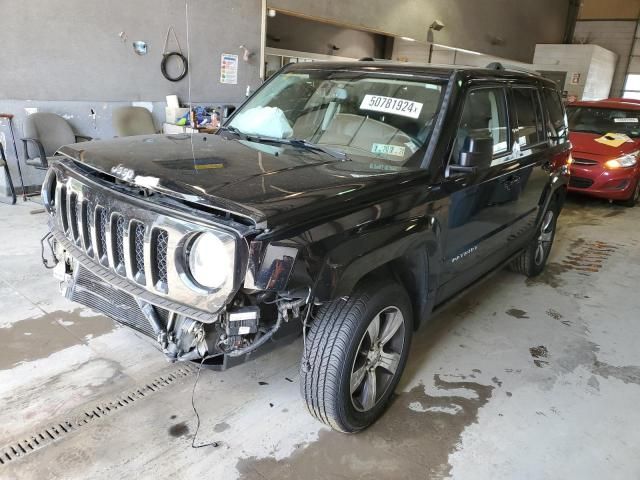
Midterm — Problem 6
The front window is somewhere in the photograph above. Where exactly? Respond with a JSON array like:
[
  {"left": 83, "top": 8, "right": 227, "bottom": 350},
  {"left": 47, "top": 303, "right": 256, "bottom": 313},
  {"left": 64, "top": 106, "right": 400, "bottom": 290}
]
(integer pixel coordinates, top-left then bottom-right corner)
[
  {"left": 453, "top": 87, "right": 509, "bottom": 161},
  {"left": 567, "top": 106, "right": 640, "bottom": 138},
  {"left": 227, "top": 69, "right": 445, "bottom": 166}
]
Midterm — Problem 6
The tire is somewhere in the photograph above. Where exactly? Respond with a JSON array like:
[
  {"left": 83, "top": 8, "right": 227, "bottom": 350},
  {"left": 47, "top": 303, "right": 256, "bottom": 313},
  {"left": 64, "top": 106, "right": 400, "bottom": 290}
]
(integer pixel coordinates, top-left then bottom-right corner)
[
  {"left": 300, "top": 279, "right": 413, "bottom": 433},
  {"left": 510, "top": 199, "right": 559, "bottom": 277},
  {"left": 621, "top": 180, "right": 640, "bottom": 207}
]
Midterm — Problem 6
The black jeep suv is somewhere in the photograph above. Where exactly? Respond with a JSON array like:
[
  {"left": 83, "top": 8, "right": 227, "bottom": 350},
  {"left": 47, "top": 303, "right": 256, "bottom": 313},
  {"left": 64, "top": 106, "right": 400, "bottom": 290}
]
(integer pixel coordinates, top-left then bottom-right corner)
[{"left": 42, "top": 61, "right": 570, "bottom": 432}]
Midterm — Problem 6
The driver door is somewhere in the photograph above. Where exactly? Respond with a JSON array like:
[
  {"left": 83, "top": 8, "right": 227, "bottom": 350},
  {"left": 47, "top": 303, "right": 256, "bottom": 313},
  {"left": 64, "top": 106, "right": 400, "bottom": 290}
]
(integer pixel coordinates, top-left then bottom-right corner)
[{"left": 436, "top": 85, "right": 521, "bottom": 303}]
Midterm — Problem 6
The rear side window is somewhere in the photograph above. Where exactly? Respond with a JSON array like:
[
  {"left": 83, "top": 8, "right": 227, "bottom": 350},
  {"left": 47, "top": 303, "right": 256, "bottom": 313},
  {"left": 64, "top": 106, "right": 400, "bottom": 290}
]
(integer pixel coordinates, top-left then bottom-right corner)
[
  {"left": 512, "top": 87, "right": 545, "bottom": 147},
  {"left": 542, "top": 87, "right": 568, "bottom": 139},
  {"left": 454, "top": 88, "right": 509, "bottom": 160}
]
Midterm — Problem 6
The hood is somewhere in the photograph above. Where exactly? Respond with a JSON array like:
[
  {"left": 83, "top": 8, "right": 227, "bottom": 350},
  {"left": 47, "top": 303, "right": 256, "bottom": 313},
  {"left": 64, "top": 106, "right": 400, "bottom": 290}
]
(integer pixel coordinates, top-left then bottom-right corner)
[
  {"left": 569, "top": 131, "right": 640, "bottom": 160},
  {"left": 58, "top": 134, "right": 416, "bottom": 228}
]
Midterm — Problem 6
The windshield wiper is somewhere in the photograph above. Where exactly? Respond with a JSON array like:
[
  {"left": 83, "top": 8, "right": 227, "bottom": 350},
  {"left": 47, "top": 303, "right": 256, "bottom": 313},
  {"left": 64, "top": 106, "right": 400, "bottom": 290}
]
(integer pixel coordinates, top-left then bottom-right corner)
[
  {"left": 221, "top": 128, "right": 349, "bottom": 161},
  {"left": 220, "top": 125, "right": 248, "bottom": 139},
  {"left": 287, "top": 139, "right": 350, "bottom": 162}
]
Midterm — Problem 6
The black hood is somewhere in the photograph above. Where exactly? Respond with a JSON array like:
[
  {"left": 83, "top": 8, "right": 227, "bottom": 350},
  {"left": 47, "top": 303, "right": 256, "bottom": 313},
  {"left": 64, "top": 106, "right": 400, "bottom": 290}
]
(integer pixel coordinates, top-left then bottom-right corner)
[{"left": 58, "top": 134, "right": 415, "bottom": 228}]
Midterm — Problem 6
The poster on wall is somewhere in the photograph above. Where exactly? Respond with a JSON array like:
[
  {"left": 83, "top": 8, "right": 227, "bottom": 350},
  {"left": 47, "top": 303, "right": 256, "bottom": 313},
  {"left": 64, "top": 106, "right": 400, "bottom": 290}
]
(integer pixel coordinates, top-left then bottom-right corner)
[{"left": 220, "top": 54, "right": 239, "bottom": 84}]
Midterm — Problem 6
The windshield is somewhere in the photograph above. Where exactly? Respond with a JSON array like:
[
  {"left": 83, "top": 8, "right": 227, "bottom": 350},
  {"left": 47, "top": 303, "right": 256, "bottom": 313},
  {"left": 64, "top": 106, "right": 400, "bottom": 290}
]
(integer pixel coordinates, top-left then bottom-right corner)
[
  {"left": 227, "top": 69, "right": 445, "bottom": 166},
  {"left": 567, "top": 106, "right": 640, "bottom": 138}
]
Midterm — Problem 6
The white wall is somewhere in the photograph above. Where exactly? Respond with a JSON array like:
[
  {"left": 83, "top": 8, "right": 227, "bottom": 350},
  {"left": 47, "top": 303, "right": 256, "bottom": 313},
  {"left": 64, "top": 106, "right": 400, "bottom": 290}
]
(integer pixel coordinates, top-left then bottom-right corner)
[
  {"left": 533, "top": 44, "right": 617, "bottom": 100},
  {"left": 584, "top": 46, "right": 618, "bottom": 100},
  {"left": 573, "top": 20, "right": 637, "bottom": 97},
  {"left": 391, "top": 39, "right": 534, "bottom": 69}
]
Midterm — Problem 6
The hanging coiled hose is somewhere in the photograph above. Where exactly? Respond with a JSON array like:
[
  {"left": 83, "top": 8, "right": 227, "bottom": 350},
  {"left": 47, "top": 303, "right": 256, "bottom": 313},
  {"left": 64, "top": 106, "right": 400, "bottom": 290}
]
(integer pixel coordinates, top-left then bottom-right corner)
[{"left": 161, "top": 26, "right": 188, "bottom": 82}]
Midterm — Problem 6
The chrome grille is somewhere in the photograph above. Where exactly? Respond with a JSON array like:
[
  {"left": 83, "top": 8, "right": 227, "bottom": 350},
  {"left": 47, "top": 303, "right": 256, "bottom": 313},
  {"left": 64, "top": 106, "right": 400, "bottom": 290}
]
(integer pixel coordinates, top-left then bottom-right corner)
[
  {"left": 47, "top": 162, "right": 240, "bottom": 318},
  {"left": 54, "top": 184, "right": 172, "bottom": 293}
]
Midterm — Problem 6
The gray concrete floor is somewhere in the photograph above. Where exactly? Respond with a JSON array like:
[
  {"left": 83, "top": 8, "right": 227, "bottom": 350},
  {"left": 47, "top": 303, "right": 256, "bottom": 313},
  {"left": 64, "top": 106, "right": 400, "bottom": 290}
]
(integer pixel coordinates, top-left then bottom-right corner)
[{"left": 1, "top": 196, "right": 639, "bottom": 480}]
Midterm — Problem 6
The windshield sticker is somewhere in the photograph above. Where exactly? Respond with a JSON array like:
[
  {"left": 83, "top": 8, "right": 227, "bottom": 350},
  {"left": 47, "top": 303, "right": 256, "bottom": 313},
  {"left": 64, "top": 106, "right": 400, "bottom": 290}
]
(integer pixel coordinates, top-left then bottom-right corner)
[
  {"left": 613, "top": 117, "right": 639, "bottom": 123},
  {"left": 595, "top": 132, "right": 634, "bottom": 148},
  {"left": 371, "top": 143, "right": 406, "bottom": 157},
  {"left": 360, "top": 94, "right": 423, "bottom": 119}
]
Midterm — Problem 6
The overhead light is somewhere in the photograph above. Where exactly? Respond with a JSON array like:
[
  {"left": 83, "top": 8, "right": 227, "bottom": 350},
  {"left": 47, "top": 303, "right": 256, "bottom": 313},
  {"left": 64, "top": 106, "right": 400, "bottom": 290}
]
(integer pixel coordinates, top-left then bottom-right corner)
[
  {"left": 400, "top": 36, "right": 416, "bottom": 42},
  {"left": 267, "top": 8, "right": 277, "bottom": 17},
  {"left": 433, "top": 43, "right": 482, "bottom": 56}
]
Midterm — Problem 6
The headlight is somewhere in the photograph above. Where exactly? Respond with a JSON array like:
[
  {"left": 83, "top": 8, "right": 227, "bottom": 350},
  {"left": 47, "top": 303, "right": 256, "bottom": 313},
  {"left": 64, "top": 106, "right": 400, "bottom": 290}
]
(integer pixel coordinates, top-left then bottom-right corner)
[
  {"left": 605, "top": 152, "right": 638, "bottom": 169},
  {"left": 187, "top": 231, "right": 235, "bottom": 290}
]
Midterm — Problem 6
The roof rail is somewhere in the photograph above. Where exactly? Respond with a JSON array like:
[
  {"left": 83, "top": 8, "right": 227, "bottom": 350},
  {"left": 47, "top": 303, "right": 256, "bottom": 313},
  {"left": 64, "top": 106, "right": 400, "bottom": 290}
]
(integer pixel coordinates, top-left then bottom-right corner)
[{"left": 486, "top": 62, "right": 540, "bottom": 76}]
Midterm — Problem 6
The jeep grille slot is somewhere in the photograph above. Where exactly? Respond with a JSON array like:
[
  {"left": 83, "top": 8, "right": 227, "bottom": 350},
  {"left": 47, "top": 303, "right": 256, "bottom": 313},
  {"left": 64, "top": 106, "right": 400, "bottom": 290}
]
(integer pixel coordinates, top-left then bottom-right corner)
[
  {"left": 151, "top": 229, "right": 169, "bottom": 293},
  {"left": 130, "top": 221, "right": 146, "bottom": 284},
  {"left": 95, "top": 207, "right": 109, "bottom": 266},
  {"left": 69, "top": 193, "right": 80, "bottom": 243},
  {"left": 112, "top": 214, "right": 127, "bottom": 276},
  {"left": 82, "top": 200, "right": 94, "bottom": 258},
  {"left": 59, "top": 186, "right": 69, "bottom": 233}
]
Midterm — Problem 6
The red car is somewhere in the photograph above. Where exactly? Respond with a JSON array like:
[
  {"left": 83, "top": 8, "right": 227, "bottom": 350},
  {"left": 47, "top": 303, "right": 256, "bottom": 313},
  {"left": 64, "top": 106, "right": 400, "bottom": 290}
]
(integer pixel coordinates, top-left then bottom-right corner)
[{"left": 566, "top": 98, "right": 640, "bottom": 206}]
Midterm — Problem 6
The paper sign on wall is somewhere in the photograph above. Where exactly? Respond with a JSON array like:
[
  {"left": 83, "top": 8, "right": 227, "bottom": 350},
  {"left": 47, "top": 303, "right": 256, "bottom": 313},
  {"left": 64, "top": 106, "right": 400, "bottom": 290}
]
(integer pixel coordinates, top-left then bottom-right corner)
[{"left": 220, "top": 54, "right": 238, "bottom": 85}]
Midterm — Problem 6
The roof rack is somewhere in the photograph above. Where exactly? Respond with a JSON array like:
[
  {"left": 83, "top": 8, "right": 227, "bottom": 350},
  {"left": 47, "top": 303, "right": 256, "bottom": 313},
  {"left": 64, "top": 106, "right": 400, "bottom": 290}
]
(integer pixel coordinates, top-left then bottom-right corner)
[{"left": 486, "top": 62, "right": 540, "bottom": 76}]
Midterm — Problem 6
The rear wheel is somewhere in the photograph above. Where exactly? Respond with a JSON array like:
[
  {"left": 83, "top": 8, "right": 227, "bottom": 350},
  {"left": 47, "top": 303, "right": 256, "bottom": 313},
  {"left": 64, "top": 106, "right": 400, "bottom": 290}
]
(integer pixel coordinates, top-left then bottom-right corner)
[
  {"left": 300, "top": 280, "right": 412, "bottom": 433},
  {"left": 510, "top": 200, "right": 559, "bottom": 277},
  {"left": 621, "top": 180, "right": 640, "bottom": 207}
]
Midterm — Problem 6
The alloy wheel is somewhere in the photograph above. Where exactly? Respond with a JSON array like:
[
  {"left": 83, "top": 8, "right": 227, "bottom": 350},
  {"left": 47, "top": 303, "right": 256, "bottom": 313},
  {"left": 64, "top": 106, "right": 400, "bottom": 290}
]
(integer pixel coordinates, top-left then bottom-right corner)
[
  {"left": 350, "top": 306, "right": 406, "bottom": 412},
  {"left": 534, "top": 210, "right": 555, "bottom": 266}
]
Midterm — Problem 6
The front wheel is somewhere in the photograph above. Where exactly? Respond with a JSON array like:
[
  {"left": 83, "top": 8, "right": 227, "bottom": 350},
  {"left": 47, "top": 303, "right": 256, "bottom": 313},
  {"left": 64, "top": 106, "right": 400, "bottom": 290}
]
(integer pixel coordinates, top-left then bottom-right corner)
[
  {"left": 510, "top": 199, "right": 559, "bottom": 277},
  {"left": 300, "top": 280, "right": 413, "bottom": 433}
]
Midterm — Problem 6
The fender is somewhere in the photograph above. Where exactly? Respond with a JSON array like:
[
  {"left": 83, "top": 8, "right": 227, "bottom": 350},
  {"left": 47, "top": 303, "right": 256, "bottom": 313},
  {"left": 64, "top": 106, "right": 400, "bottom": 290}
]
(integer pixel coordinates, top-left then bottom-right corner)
[{"left": 311, "top": 214, "right": 443, "bottom": 329}]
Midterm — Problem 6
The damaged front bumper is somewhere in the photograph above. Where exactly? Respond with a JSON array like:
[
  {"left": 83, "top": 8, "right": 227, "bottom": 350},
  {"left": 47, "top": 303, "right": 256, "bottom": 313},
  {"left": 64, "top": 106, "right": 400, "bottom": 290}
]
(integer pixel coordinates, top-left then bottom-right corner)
[{"left": 53, "top": 246, "right": 265, "bottom": 370}]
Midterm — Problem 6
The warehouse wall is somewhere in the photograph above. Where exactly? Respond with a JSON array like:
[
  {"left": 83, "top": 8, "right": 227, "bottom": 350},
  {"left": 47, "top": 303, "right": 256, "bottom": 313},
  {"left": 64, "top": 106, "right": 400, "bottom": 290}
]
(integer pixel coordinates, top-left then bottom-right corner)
[
  {"left": 268, "top": 0, "right": 572, "bottom": 62},
  {"left": 0, "top": 0, "right": 263, "bottom": 196},
  {"left": 266, "top": 14, "right": 388, "bottom": 59},
  {"left": 533, "top": 44, "right": 617, "bottom": 100},
  {"left": 573, "top": 21, "right": 637, "bottom": 97},
  {"left": 0, "top": 0, "right": 263, "bottom": 103}
]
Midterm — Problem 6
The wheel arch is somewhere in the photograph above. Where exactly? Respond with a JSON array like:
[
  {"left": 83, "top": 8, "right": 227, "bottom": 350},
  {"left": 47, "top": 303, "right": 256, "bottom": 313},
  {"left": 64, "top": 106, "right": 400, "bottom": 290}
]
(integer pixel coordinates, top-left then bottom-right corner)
[{"left": 314, "top": 234, "right": 437, "bottom": 331}]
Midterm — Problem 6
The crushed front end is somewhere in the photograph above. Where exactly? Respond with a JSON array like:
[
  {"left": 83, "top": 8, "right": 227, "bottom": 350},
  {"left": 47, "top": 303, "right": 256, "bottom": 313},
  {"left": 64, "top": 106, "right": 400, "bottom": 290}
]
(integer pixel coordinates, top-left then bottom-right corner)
[{"left": 42, "top": 159, "right": 306, "bottom": 369}]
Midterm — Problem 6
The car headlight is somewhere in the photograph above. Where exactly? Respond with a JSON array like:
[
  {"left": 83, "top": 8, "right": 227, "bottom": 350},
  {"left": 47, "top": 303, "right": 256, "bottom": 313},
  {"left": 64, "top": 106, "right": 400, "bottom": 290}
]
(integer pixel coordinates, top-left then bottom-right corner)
[
  {"left": 605, "top": 152, "right": 638, "bottom": 169},
  {"left": 187, "top": 231, "right": 235, "bottom": 290}
]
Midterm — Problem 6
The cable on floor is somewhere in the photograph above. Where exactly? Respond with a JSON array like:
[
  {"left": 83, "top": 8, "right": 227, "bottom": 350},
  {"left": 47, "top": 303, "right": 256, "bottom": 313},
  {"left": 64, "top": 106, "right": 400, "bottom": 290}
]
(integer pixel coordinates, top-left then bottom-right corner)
[{"left": 190, "top": 356, "right": 220, "bottom": 449}]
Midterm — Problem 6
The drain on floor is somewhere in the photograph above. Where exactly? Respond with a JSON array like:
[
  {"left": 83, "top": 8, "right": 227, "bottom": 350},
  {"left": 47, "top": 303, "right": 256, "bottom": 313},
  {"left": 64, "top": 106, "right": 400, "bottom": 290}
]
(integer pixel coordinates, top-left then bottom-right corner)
[{"left": 0, "top": 364, "right": 197, "bottom": 467}]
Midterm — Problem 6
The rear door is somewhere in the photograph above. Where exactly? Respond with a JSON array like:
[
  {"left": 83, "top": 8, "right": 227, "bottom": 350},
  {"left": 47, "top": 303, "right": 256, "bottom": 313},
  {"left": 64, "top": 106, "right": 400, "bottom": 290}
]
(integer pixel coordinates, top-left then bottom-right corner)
[{"left": 504, "top": 85, "right": 555, "bottom": 248}]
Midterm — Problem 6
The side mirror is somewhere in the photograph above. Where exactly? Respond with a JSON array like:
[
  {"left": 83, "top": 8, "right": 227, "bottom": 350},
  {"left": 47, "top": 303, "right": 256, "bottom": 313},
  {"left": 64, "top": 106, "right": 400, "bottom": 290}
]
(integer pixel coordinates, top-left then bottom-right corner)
[{"left": 450, "top": 135, "right": 493, "bottom": 174}]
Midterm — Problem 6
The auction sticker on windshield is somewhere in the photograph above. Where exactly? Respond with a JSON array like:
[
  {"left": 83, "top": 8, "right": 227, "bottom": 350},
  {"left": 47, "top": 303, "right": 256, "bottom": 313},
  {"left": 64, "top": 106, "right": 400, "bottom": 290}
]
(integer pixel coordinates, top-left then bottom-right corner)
[
  {"left": 360, "top": 95, "right": 423, "bottom": 119},
  {"left": 614, "top": 117, "right": 639, "bottom": 123},
  {"left": 371, "top": 143, "right": 406, "bottom": 157}
]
